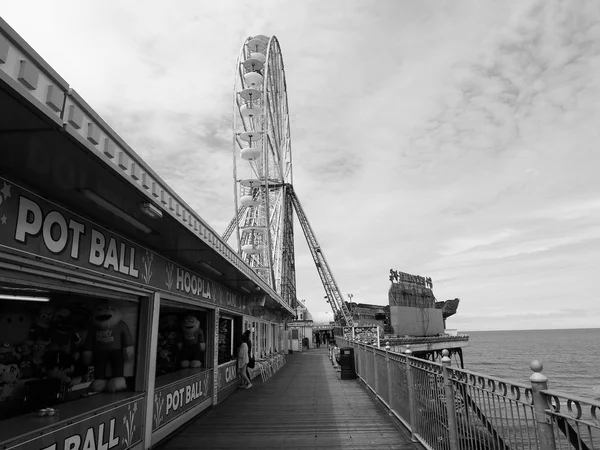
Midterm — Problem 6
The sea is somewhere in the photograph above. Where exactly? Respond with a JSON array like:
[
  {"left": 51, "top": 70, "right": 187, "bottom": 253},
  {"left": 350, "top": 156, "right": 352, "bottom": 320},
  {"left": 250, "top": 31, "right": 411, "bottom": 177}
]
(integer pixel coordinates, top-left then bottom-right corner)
[{"left": 462, "top": 328, "right": 600, "bottom": 400}]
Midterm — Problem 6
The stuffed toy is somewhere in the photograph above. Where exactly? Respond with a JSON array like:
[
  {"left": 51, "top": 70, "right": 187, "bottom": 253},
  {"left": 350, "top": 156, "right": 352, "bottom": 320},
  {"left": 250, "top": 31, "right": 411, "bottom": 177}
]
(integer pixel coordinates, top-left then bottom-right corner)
[
  {"left": 0, "top": 363, "right": 20, "bottom": 384},
  {"left": 0, "top": 382, "right": 13, "bottom": 401},
  {"left": 30, "top": 306, "right": 55, "bottom": 342},
  {"left": 0, "top": 311, "right": 33, "bottom": 346},
  {"left": 18, "top": 360, "right": 33, "bottom": 379},
  {"left": 156, "top": 347, "right": 173, "bottom": 375},
  {"left": 50, "top": 308, "right": 81, "bottom": 354},
  {"left": 83, "top": 303, "right": 134, "bottom": 393},
  {"left": 16, "top": 340, "right": 33, "bottom": 362},
  {"left": 159, "top": 314, "right": 178, "bottom": 332},
  {"left": 42, "top": 350, "right": 81, "bottom": 387},
  {"left": 0, "top": 363, "right": 19, "bottom": 402},
  {"left": 0, "top": 342, "right": 20, "bottom": 365},
  {"left": 31, "top": 339, "right": 50, "bottom": 377},
  {"left": 166, "top": 330, "right": 180, "bottom": 349},
  {"left": 178, "top": 315, "right": 205, "bottom": 368},
  {"left": 69, "top": 326, "right": 90, "bottom": 383}
]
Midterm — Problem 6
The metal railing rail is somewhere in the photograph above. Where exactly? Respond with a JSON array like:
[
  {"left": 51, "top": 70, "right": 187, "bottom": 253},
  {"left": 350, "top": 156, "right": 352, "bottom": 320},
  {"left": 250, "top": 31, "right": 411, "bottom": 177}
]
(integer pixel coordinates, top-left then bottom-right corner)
[{"left": 336, "top": 337, "right": 600, "bottom": 450}]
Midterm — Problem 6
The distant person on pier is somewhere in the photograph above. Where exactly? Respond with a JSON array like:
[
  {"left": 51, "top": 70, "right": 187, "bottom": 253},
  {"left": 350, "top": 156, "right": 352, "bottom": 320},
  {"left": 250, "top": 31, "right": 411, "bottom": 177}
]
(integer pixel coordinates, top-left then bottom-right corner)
[
  {"left": 238, "top": 331, "right": 252, "bottom": 389},
  {"left": 315, "top": 333, "right": 321, "bottom": 348},
  {"left": 244, "top": 330, "right": 253, "bottom": 380},
  {"left": 243, "top": 329, "right": 253, "bottom": 382}
]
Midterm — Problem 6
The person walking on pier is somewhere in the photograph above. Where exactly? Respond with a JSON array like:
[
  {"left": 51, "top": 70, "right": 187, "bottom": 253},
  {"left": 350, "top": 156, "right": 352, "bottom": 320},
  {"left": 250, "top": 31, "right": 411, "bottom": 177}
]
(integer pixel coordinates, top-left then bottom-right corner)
[
  {"left": 315, "top": 332, "right": 321, "bottom": 348},
  {"left": 238, "top": 331, "right": 252, "bottom": 389}
]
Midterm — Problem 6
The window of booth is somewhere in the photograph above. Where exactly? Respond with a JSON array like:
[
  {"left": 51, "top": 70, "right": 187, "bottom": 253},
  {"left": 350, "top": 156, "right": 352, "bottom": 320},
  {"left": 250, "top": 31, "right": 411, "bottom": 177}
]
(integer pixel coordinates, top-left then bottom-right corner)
[
  {"left": 260, "top": 322, "right": 268, "bottom": 357},
  {"left": 0, "top": 291, "right": 141, "bottom": 421},
  {"left": 249, "top": 320, "right": 258, "bottom": 357},
  {"left": 271, "top": 324, "right": 277, "bottom": 353},
  {"left": 218, "top": 315, "right": 242, "bottom": 365},
  {"left": 156, "top": 301, "right": 210, "bottom": 381}
]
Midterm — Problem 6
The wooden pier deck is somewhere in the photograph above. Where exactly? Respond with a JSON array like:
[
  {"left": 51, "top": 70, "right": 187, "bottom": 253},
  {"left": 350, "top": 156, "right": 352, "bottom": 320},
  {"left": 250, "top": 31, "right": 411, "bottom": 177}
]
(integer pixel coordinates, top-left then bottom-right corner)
[{"left": 157, "top": 347, "right": 421, "bottom": 450}]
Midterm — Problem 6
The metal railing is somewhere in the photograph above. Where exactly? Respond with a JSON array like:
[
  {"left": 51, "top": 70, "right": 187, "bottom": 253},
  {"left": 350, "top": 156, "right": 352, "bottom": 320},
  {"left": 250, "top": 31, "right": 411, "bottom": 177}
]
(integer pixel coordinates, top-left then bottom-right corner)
[
  {"left": 257, "top": 353, "right": 286, "bottom": 383},
  {"left": 336, "top": 337, "right": 600, "bottom": 450}
]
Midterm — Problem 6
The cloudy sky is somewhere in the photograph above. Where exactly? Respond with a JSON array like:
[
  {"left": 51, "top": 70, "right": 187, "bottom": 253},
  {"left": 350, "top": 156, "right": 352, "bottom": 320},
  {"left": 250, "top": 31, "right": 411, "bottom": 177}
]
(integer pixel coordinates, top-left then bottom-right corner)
[{"left": 3, "top": 0, "right": 599, "bottom": 331}]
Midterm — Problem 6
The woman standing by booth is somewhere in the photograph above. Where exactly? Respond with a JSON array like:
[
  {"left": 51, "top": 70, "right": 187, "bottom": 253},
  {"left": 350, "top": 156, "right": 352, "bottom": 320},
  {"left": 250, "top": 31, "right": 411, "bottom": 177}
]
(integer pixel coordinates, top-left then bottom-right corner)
[{"left": 237, "top": 333, "right": 252, "bottom": 389}]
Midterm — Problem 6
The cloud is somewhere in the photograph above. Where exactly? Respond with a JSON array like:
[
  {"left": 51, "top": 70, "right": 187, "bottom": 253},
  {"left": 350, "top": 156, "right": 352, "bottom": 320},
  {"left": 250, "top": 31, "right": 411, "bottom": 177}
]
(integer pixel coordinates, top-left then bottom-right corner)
[{"left": 2, "top": 0, "right": 599, "bottom": 331}]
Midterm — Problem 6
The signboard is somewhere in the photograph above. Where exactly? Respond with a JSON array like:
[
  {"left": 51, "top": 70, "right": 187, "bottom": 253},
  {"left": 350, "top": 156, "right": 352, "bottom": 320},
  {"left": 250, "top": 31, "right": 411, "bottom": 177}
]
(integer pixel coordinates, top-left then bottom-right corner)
[
  {"left": 0, "top": 178, "right": 245, "bottom": 312},
  {"left": 344, "top": 326, "right": 381, "bottom": 347},
  {"left": 152, "top": 371, "right": 211, "bottom": 431},
  {"left": 389, "top": 269, "right": 432, "bottom": 288},
  {"left": 216, "top": 361, "right": 239, "bottom": 392},
  {"left": 7, "top": 398, "right": 143, "bottom": 450},
  {"left": 353, "top": 306, "right": 384, "bottom": 316},
  {"left": 313, "top": 324, "right": 334, "bottom": 330}
]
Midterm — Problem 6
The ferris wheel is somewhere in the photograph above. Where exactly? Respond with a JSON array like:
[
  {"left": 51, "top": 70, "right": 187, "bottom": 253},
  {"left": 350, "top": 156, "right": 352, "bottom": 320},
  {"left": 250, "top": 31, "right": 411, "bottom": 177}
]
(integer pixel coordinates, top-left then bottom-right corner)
[{"left": 227, "top": 35, "right": 295, "bottom": 303}]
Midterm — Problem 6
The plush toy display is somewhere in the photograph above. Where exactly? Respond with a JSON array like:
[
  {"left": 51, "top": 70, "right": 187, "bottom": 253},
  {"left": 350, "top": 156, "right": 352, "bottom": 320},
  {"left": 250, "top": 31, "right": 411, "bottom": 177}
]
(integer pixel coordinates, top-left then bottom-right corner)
[
  {"left": 0, "top": 312, "right": 32, "bottom": 404},
  {"left": 83, "top": 303, "right": 134, "bottom": 393},
  {"left": 0, "top": 311, "right": 33, "bottom": 346},
  {"left": 178, "top": 315, "right": 205, "bottom": 369}
]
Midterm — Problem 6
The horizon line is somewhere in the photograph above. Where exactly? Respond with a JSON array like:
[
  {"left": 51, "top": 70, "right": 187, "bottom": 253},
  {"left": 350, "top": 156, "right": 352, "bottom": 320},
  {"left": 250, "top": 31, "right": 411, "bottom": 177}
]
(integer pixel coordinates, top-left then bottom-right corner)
[{"left": 462, "top": 327, "right": 600, "bottom": 332}]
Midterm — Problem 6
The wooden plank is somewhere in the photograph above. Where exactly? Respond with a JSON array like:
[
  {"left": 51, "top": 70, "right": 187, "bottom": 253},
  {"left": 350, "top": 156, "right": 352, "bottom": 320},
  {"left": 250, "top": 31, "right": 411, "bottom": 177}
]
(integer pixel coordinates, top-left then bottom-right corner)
[{"left": 157, "top": 349, "right": 420, "bottom": 449}]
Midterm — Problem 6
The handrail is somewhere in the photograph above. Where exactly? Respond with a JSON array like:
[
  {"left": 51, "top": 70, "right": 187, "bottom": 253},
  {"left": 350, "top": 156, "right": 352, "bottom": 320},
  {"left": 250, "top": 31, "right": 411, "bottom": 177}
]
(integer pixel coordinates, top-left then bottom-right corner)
[{"left": 336, "top": 337, "right": 600, "bottom": 450}]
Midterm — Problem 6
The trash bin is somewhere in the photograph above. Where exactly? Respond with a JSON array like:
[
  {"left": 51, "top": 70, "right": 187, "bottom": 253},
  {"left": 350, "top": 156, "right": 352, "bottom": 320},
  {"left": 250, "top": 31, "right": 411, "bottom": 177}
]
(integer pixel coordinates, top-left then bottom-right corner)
[
  {"left": 302, "top": 337, "right": 309, "bottom": 350},
  {"left": 339, "top": 347, "right": 357, "bottom": 380}
]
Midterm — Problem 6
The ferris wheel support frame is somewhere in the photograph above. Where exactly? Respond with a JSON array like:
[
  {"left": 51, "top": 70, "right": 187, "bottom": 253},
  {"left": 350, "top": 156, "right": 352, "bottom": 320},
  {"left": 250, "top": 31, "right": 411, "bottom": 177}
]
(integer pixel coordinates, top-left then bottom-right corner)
[{"left": 288, "top": 185, "right": 354, "bottom": 327}]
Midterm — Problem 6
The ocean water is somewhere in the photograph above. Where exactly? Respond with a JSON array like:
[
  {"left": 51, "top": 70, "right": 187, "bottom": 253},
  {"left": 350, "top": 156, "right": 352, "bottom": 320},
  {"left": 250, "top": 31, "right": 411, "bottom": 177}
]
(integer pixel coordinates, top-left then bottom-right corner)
[{"left": 462, "top": 328, "right": 600, "bottom": 400}]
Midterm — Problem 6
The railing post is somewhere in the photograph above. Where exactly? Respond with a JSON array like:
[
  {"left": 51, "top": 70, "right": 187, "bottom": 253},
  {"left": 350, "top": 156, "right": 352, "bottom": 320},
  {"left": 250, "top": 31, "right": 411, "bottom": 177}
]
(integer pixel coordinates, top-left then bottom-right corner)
[
  {"left": 373, "top": 341, "right": 379, "bottom": 393},
  {"left": 530, "top": 360, "right": 556, "bottom": 450},
  {"left": 404, "top": 345, "right": 418, "bottom": 442},
  {"left": 385, "top": 341, "right": 392, "bottom": 416},
  {"left": 352, "top": 338, "right": 357, "bottom": 377},
  {"left": 441, "top": 349, "right": 460, "bottom": 450}
]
